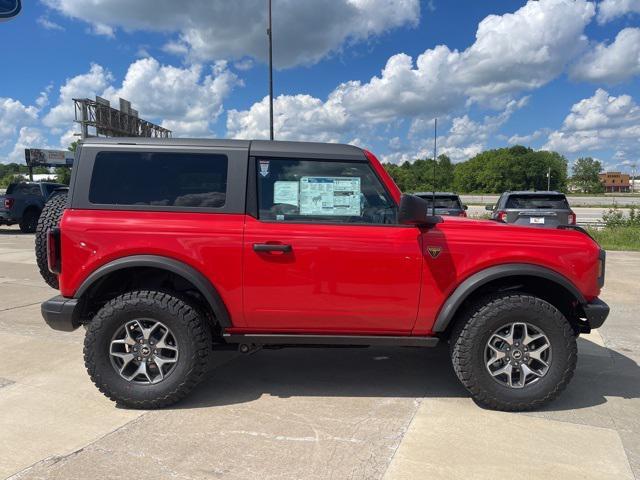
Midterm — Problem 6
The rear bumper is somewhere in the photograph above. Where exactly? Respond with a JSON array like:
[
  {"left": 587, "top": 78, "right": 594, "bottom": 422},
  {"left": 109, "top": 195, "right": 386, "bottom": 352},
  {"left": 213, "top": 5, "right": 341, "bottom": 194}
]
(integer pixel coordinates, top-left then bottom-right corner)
[
  {"left": 583, "top": 298, "right": 610, "bottom": 329},
  {"left": 0, "top": 210, "right": 14, "bottom": 224},
  {"left": 41, "top": 295, "right": 80, "bottom": 332}
]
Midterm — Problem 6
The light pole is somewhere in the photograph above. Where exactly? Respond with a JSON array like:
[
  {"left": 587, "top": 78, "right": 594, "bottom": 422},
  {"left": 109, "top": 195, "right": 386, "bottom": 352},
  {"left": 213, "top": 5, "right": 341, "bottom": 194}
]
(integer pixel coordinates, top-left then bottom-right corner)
[
  {"left": 547, "top": 166, "right": 551, "bottom": 191},
  {"left": 267, "top": 0, "right": 274, "bottom": 141}
]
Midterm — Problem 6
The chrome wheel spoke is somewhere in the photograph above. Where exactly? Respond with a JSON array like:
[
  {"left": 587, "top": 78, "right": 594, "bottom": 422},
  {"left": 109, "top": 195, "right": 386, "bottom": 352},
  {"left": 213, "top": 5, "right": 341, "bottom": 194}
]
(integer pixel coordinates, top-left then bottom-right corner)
[
  {"left": 109, "top": 319, "right": 179, "bottom": 385},
  {"left": 486, "top": 344, "right": 506, "bottom": 368},
  {"left": 156, "top": 329, "right": 178, "bottom": 352},
  {"left": 485, "top": 321, "right": 552, "bottom": 390},
  {"left": 491, "top": 363, "right": 514, "bottom": 386},
  {"left": 494, "top": 324, "right": 515, "bottom": 346},
  {"left": 124, "top": 361, "right": 151, "bottom": 382}
]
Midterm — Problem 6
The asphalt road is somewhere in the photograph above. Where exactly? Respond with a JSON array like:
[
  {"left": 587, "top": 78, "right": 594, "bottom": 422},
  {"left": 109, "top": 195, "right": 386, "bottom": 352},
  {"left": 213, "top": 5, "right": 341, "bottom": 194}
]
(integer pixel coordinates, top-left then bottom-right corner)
[{"left": 1, "top": 226, "right": 638, "bottom": 480}]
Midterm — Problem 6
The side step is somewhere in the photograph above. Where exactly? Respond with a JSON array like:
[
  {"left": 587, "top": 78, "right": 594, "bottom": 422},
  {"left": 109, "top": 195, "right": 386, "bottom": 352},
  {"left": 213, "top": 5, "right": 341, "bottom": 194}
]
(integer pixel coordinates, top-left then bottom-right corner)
[{"left": 223, "top": 334, "right": 439, "bottom": 348}]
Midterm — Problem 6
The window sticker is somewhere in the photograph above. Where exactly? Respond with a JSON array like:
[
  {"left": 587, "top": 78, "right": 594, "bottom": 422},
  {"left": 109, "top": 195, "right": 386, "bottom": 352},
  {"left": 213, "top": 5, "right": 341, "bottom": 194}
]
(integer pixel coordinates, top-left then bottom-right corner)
[
  {"left": 274, "top": 181, "right": 299, "bottom": 206},
  {"left": 259, "top": 160, "right": 270, "bottom": 177},
  {"left": 299, "top": 177, "right": 361, "bottom": 216}
]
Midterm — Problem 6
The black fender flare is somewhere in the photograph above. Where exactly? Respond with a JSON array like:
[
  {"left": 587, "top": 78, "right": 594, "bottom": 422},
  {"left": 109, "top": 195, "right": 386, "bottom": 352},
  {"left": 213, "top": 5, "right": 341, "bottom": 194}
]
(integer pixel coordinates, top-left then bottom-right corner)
[
  {"left": 74, "top": 255, "right": 231, "bottom": 327},
  {"left": 432, "top": 263, "right": 586, "bottom": 333}
]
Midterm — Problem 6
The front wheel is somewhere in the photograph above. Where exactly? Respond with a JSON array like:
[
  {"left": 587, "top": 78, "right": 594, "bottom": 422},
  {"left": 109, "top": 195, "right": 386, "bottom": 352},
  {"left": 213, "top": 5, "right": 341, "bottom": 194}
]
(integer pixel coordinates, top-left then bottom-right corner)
[
  {"left": 450, "top": 294, "right": 577, "bottom": 411},
  {"left": 84, "top": 291, "right": 212, "bottom": 409}
]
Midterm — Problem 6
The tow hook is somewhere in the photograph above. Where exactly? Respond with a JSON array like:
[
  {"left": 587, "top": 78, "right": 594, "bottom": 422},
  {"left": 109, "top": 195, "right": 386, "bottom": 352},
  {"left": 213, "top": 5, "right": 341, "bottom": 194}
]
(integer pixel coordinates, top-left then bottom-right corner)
[{"left": 238, "top": 343, "right": 261, "bottom": 355}]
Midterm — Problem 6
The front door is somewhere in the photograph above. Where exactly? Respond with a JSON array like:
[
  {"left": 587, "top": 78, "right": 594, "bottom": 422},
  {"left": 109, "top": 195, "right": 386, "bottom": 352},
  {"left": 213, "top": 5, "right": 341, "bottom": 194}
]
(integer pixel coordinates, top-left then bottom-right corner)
[{"left": 242, "top": 157, "right": 423, "bottom": 334}]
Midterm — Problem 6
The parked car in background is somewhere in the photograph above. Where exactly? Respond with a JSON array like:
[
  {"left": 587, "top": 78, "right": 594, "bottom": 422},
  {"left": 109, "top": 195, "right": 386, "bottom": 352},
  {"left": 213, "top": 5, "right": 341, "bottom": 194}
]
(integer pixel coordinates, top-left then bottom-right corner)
[
  {"left": 0, "top": 181, "right": 67, "bottom": 232},
  {"left": 414, "top": 192, "right": 467, "bottom": 217},
  {"left": 486, "top": 191, "right": 576, "bottom": 228}
]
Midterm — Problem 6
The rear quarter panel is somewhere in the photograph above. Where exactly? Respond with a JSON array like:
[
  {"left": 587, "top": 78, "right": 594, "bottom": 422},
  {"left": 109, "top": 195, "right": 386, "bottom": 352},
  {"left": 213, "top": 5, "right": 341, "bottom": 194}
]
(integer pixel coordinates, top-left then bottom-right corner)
[
  {"left": 413, "top": 217, "right": 601, "bottom": 334},
  {"left": 58, "top": 209, "right": 246, "bottom": 326}
]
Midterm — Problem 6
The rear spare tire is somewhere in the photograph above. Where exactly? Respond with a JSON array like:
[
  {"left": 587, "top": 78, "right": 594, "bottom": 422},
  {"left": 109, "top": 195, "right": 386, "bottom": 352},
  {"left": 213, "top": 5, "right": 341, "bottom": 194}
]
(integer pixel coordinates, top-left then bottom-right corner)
[{"left": 35, "top": 191, "right": 67, "bottom": 289}]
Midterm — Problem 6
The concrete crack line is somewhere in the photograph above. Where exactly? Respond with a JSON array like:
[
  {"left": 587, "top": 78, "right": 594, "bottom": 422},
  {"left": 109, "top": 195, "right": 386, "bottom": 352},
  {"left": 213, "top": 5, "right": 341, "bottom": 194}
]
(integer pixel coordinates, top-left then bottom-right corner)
[
  {"left": 378, "top": 397, "right": 423, "bottom": 480},
  {"left": 0, "top": 302, "right": 42, "bottom": 312},
  {"left": 7, "top": 414, "right": 150, "bottom": 480}
]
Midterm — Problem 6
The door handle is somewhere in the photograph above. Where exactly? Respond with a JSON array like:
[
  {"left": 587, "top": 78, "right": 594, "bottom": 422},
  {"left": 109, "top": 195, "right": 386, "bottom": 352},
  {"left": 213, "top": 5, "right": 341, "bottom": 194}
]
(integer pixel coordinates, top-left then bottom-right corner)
[{"left": 253, "top": 243, "right": 292, "bottom": 253}]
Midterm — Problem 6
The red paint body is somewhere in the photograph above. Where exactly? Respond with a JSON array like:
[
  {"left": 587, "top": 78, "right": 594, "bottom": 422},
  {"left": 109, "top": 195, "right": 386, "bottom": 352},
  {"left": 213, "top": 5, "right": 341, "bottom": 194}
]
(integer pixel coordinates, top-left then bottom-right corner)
[{"left": 57, "top": 151, "right": 602, "bottom": 336}]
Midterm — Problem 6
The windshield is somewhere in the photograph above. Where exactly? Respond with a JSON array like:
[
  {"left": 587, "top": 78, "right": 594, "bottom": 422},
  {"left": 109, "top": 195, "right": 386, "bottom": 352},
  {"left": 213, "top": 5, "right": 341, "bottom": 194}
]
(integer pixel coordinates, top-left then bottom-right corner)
[
  {"left": 506, "top": 194, "right": 570, "bottom": 209},
  {"left": 419, "top": 196, "right": 462, "bottom": 209}
]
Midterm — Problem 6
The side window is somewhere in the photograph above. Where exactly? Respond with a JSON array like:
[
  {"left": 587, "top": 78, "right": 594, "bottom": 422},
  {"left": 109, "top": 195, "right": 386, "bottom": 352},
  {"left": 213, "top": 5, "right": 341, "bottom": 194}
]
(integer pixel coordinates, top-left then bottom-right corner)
[
  {"left": 256, "top": 158, "right": 397, "bottom": 225},
  {"left": 13, "top": 184, "right": 39, "bottom": 196},
  {"left": 89, "top": 151, "right": 228, "bottom": 208}
]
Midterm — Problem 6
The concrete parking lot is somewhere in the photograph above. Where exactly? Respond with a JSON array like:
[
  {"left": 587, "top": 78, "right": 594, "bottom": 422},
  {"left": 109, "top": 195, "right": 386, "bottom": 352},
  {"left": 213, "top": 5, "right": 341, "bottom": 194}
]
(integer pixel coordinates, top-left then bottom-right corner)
[{"left": 1, "top": 226, "right": 638, "bottom": 480}]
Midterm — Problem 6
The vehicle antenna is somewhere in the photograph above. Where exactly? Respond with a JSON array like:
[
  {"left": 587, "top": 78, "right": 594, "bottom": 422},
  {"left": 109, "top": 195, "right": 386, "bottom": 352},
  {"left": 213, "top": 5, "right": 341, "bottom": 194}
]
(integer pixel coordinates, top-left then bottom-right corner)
[
  {"left": 432, "top": 118, "right": 437, "bottom": 217},
  {"left": 267, "top": 0, "right": 274, "bottom": 141}
]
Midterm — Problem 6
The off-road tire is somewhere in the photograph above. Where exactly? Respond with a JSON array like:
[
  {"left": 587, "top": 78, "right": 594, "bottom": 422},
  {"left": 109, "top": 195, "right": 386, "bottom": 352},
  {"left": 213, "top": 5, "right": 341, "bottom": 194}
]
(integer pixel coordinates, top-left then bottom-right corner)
[
  {"left": 19, "top": 207, "right": 40, "bottom": 233},
  {"left": 450, "top": 293, "right": 577, "bottom": 411},
  {"left": 84, "top": 290, "right": 212, "bottom": 409},
  {"left": 35, "top": 191, "right": 67, "bottom": 288}
]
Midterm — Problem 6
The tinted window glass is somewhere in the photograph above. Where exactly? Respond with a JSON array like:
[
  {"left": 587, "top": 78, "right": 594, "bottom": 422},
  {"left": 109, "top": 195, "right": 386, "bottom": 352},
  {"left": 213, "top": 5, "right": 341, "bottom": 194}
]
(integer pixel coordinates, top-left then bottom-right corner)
[
  {"left": 256, "top": 158, "right": 397, "bottom": 224},
  {"left": 418, "top": 195, "right": 462, "bottom": 209},
  {"left": 11, "top": 183, "right": 40, "bottom": 196},
  {"left": 89, "top": 151, "right": 228, "bottom": 208},
  {"left": 506, "top": 194, "right": 570, "bottom": 209}
]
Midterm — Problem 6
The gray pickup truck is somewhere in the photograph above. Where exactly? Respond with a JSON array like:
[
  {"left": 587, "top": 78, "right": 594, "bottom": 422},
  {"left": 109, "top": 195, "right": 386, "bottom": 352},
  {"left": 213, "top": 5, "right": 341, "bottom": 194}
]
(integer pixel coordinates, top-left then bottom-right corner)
[{"left": 0, "top": 182, "right": 67, "bottom": 232}]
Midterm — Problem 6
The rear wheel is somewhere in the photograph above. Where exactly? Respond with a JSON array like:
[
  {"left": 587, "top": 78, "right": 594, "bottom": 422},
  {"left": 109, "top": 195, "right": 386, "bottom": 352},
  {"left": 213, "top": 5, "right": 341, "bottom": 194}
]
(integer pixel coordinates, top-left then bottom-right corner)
[
  {"left": 19, "top": 208, "right": 40, "bottom": 233},
  {"left": 450, "top": 293, "right": 577, "bottom": 411},
  {"left": 35, "top": 191, "right": 67, "bottom": 288},
  {"left": 84, "top": 290, "right": 212, "bottom": 409}
]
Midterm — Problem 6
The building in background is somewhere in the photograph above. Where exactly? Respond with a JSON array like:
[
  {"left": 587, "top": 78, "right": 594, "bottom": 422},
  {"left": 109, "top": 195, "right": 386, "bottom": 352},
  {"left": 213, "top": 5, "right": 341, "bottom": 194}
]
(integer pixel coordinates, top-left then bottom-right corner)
[{"left": 599, "top": 172, "right": 630, "bottom": 193}]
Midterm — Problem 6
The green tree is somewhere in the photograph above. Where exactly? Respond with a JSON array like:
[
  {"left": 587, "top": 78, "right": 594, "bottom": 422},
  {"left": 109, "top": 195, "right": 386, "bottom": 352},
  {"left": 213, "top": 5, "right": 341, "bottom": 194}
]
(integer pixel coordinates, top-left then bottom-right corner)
[
  {"left": 453, "top": 146, "right": 568, "bottom": 193},
  {"left": 571, "top": 157, "right": 603, "bottom": 193}
]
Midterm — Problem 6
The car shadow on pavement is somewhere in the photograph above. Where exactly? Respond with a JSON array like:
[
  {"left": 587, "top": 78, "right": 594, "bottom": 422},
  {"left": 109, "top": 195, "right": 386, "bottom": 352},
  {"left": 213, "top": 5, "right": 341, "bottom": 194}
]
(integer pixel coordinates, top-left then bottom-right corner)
[
  {"left": 538, "top": 337, "right": 640, "bottom": 413},
  {"left": 173, "top": 344, "right": 468, "bottom": 409},
  {"left": 169, "top": 337, "right": 640, "bottom": 412}
]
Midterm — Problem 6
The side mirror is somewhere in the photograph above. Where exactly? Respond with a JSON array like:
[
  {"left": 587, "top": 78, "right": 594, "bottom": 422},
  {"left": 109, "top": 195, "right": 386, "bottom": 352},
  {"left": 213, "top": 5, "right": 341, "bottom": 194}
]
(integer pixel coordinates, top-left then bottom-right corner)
[
  {"left": 0, "top": 0, "right": 21, "bottom": 21},
  {"left": 398, "top": 194, "right": 443, "bottom": 227},
  {"left": 485, "top": 205, "right": 494, "bottom": 211}
]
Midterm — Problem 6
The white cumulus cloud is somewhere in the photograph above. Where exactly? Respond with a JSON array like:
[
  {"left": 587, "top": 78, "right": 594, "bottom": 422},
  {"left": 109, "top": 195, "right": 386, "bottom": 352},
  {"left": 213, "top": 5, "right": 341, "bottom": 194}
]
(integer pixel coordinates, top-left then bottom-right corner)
[
  {"left": 597, "top": 0, "right": 640, "bottom": 23},
  {"left": 43, "top": 64, "right": 114, "bottom": 128},
  {"left": 571, "top": 28, "right": 640, "bottom": 84},
  {"left": 42, "top": 58, "right": 239, "bottom": 139},
  {"left": 544, "top": 89, "right": 640, "bottom": 155},
  {"left": 42, "top": 0, "right": 420, "bottom": 68},
  {"left": 228, "top": 0, "right": 592, "bottom": 150},
  {"left": 0, "top": 98, "right": 39, "bottom": 138}
]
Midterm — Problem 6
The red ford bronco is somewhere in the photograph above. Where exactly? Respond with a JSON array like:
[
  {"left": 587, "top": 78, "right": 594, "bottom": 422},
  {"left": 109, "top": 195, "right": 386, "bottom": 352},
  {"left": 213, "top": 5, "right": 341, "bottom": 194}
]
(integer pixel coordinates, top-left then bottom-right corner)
[{"left": 39, "top": 138, "right": 609, "bottom": 410}]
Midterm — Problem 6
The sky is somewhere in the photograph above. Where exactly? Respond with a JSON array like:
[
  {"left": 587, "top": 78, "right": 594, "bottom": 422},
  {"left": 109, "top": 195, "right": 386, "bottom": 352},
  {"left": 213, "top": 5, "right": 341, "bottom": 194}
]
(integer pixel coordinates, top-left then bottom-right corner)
[{"left": 0, "top": 0, "right": 639, "bottom": 173}]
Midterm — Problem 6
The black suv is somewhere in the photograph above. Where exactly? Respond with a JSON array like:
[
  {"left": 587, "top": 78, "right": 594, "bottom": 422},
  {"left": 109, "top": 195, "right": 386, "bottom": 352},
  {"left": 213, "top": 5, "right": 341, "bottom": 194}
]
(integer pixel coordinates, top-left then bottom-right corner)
[
  {"left": 487, "top": 191, "right": 576, "bottom": 228},
  {"left": 413, "top": 192, "right": 468, "bottom": 217}
]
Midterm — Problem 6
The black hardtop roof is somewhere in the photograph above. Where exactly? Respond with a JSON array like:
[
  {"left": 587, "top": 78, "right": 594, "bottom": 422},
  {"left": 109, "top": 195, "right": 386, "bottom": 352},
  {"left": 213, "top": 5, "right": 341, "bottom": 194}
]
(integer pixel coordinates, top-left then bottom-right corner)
[
  {"left": 503, "top": 191, "right": 565, "bottom": 196},
  {"left": 10, "top": 181, "right": 65, "bottom": 186},
  {"left": 81, "top": 138, "right": 365, "bottom": 160},
  {"left": 413, "top": 192, "right": 460, "bottom": 197}
]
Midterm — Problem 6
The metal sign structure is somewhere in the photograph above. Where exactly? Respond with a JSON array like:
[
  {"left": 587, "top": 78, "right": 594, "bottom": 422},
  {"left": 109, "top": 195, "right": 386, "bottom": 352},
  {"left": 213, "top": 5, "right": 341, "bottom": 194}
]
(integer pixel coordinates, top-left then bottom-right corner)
[
  {"left": 24, "top": 148, "right": 74, "bottom": 168},
  {"left": 73, "top": 97, "right": 171, "bottom": 139}
]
